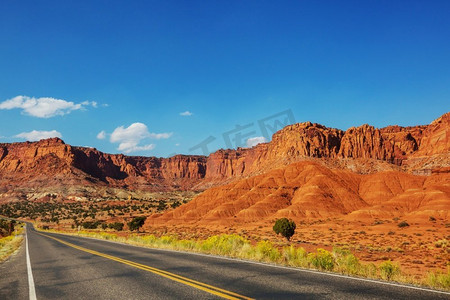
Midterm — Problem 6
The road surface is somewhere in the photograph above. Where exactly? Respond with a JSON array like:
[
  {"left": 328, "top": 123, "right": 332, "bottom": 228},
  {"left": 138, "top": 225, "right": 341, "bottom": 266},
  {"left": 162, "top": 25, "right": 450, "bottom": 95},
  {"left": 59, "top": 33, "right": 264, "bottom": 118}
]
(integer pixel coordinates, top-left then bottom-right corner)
[{"left": 0, "top": 224, "right": 449, "bottom": 299}]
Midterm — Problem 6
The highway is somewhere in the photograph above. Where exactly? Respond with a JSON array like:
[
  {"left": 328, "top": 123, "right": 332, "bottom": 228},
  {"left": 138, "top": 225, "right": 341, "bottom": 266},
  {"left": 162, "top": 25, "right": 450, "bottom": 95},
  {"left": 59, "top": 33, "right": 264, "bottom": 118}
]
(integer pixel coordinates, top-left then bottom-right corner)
[{"left": 0, "top": 224, "right": 449, "bottom": 299}]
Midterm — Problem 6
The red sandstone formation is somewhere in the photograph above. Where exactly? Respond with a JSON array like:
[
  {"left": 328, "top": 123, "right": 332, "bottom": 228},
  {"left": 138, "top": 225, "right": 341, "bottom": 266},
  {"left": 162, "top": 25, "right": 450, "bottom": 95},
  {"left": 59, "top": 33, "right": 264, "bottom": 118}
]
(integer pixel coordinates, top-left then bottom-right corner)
[
  {"left": 145, "top": 160, "right": 450, "bottom": 228},
  {"left": 0, "top": 112, "right": 448, "bottom": 193}
]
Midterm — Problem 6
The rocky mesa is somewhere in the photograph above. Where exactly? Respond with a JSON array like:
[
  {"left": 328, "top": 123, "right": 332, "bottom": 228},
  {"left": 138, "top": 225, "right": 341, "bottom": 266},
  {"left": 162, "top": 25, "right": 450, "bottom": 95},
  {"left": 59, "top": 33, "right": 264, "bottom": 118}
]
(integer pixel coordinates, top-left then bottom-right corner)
[{"left": 0, "top": 112, "right": 448, "bottom": 197}]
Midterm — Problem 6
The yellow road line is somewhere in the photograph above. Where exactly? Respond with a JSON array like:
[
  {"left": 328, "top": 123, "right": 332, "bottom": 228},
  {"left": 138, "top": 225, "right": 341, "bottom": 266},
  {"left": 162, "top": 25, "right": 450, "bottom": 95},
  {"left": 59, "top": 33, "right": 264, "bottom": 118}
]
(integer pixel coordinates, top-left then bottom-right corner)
[{"left": 37, "top": 232, "right": 253, "bottom": 300}]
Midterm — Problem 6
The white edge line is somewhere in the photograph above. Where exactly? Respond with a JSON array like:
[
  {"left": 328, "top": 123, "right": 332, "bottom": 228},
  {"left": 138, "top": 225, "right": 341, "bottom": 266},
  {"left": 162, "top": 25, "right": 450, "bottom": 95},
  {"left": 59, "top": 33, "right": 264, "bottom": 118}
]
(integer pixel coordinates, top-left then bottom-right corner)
[
  {"left": 44, "top": 230, "right": 450, "bottom": 296},
  {"left": 26, "top": 226, "right": 37, "bottom": 300}
]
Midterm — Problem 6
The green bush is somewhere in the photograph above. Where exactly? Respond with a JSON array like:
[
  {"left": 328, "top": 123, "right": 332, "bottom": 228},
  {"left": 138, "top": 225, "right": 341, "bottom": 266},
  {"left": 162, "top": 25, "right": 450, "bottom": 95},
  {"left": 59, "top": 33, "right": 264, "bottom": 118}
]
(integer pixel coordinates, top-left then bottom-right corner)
[
  {"left": 108, "top": 222, "right": 124, "bottom": 231},
  {"left": 171, "top": 201, "right": 181, "bottom": 209},
  {"left": 273, "top": 218, "right": 296, "bottom": 241},
  {"left": 308, "top": 248, "right": 335, "bottom": 271},
  {"left": 379, "top": 260, "right": 400, "bottom": 280},
  {"left": 81, "top": 221, "right": 100, "bottom": 229},
  {"left": 157, "top": 200, "right": 167, "bottom": 211},
  {"left": 128, "top": 216, "right": 146, "bottom": 232}
]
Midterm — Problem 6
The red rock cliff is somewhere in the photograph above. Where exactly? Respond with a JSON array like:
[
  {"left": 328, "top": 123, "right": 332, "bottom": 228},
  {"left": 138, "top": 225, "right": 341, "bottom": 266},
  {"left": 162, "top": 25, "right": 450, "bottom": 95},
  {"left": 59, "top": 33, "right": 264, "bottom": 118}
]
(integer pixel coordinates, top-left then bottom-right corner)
[{"left": 0, "top": 113, "right": 448, "bottom": 191}]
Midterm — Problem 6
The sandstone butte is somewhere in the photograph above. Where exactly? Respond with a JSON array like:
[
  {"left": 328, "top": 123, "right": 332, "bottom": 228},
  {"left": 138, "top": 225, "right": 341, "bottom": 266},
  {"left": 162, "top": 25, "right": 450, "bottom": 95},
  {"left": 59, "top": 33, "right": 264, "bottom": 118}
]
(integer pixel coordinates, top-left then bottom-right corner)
[
  {"left": 144, "top": 112, "right": 449, "bottom": 228},
  {"left": 0, "top": 112, "right": 448, "bottom": 227}
]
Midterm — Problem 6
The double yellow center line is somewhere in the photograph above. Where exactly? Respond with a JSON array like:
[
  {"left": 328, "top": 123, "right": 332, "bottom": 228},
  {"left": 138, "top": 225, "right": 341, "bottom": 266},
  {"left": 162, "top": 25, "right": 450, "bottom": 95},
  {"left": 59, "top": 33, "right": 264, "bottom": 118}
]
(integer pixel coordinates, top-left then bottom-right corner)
[{"left": 37, "top": 232, "right": 252, "bottom": 300}]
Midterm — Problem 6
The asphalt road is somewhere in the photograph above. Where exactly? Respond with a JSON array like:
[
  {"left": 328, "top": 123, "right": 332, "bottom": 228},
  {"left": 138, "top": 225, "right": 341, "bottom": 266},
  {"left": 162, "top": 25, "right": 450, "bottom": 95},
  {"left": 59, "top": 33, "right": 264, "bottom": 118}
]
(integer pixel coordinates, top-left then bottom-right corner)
[{"left": 1, "top": 224, "right": 449, "bottom": 300}]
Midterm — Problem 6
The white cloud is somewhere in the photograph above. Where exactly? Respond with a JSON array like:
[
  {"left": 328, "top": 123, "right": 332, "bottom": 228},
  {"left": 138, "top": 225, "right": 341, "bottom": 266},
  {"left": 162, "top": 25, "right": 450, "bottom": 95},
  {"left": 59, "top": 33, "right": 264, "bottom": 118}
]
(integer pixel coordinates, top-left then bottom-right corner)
[
  {"left": 15, "top": 130, "right": 62, "bottom": 141},
  {"left": 149, "top": 132, "right": 172, "bottom": 139},
  {"left": 246, "top": 136, "right": 268, "bottom": 147},
  {"left": 118, "top": 143, "right": 155, "bottom": 153},
  {"left": 96, "top": 130, "right": 106, "bottom": 140},
  {"left": 0, "top": 95, "right": 98, "bottom": 118},
  {"left": 180, "top": 111, "right": 193, "bottom": 116},
  {"left": 82, "top": 100, "right": 98, "bottom": 108},
  {"left": 110, "top": 122, "right": 171, "bottom": 153}
]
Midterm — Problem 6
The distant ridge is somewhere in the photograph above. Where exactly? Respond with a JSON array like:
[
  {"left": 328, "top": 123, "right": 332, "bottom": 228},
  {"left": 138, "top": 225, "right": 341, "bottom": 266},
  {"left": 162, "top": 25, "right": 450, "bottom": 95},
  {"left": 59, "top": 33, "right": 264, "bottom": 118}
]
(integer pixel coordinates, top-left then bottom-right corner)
[{"left": 0, "top": 112, "right": 448, "bottom": 194}]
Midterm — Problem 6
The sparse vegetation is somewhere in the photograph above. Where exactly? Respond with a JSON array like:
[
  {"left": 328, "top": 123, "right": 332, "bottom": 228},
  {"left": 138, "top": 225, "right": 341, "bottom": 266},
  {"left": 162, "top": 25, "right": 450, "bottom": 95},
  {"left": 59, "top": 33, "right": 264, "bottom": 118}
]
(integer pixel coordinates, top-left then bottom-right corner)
[
  {"left": 0, "top": 219, "right": 15, "bottom": 236},
  {"left": 333, "top": 247, "right": 361, "bottom": 275},
  {"left": 308, "top": 248, "right": 334, "bottom": 271},
  {"left": 128, "top": 216, "right": 147, "bottom": 232},
  {"left": 0, "top": 191, "right": 196, "bottom": 229},
  {"left": 427, "top": 268, "right": 450, "bottom": 289},
  {"left": 82, "top": 221, "right": 102, "bottom": 229},
  {"left": 379, "top": 260, "right": 400, "bottom": 280},
  {"left": 397, "top": 221, "right": 410, "bottom": 228},
  {"left": 273, "top": 218, "right": 296, "bottom": 241},
  {"left": 171, "top": 201, "right": 181, "bottom": 209},
  {"left": 40, "top": 228, "right": 448, "bottom": 290},
  {"left": 435, "top": 239, "right": 448, "bottom": 249},
  {"left": 108, "top": 222, "right": 124, "bottom": 231},
  {"left": 0, "top": 220, "right": 24, "bottom": 262},
  {"left": 157, "top": 200, "right": 167, "bottom": 211}
]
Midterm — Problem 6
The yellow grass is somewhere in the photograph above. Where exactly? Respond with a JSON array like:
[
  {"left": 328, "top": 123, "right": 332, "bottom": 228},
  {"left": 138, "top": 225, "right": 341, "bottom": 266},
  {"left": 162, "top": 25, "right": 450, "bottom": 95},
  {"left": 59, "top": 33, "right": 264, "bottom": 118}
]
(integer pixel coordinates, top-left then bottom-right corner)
[
  {"left": 0, "top": 223, "right": 25, "bottom": 262},
  {"left": 39, "top": 227, "right": 449, "bottom": 291}
]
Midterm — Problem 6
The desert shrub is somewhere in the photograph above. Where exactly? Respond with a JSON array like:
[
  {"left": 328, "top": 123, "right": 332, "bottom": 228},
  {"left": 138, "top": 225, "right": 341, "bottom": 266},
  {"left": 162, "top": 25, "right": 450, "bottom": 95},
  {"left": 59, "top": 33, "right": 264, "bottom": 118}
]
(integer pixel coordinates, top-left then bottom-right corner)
[
  {"left": 435, "top": 239, "right": 448, "bottom": 249},
  {"left": 308, "top": 248, "right": 335, "bottom": 271},
  {"left": 427, "top": 268, "right": 450, "bottom": 289},
  {"left": 160, "top": 235, "right": 176, "bottom": 245},
  {"left": 108, "top": 222, "right": 124, "bottom": 231},
  {"left": 273, "top": 218, "right": 296, "bottom": 241},
  {"left": 333, "top": 247, "right": 361, "bottom": 275},
  {"left": 0, "top": 235, "right": 13, "bottom": 247},
  {"left": 176, "top": 239, "right": 197, "bottom": 251},
  {"left": 0, "top": 228, "right": 24, "bottom": 262},
  {"left": 429, "top": 216, "right": 436, "bottom": 222},
  {"left": 360, "top": 263, "right": 378, "bottom": 279},
  {"left": 97, "top": 232, "right": 118, "bottom": 240},
  {"left": 171, "top": 201, "right": 181, "bottom": 209},
  {"left": 128, "top": 216, "right": 146, "bottom": 232},
  {"left": 132, "top": 234, "right": 157, "bottom": 245},
  {"left": 254, "top": 240, "right": 281, "bottom": 262},
  {"left": 379, "top": 260, "right": 400, "bottom": 280},
  {"left": 0, "top": 220, "right": 15, "bottom": 236},
  {"left": 157, "top": 200, "right": 167, "bottom": 211},
  {"left": 282, "top": 245, "right": 308, "bottom": 267},
  {"left": 397, "top": 221, "right": 409, "bottom": 228},
  {"left": 201, "top": 234, "right": 249, "bottom": 256},
  {"left": 81, "top": 221, "right": 100, "bottom": 229}
]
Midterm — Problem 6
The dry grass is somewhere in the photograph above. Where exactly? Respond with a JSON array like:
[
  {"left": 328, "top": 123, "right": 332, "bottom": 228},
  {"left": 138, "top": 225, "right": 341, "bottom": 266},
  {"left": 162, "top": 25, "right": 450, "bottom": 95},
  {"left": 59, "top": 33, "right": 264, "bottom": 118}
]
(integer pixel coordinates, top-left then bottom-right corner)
[
  {"left": 39, "top": 227, "right": 450, "bottom": 291},
  {"left": 0, "top": 223, "right": 24, "bottom": 262}
]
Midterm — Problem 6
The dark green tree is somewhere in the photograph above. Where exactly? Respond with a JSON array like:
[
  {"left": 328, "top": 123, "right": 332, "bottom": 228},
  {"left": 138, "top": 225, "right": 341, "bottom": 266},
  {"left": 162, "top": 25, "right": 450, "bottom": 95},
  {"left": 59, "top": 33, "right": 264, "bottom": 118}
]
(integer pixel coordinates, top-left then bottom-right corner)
[
  {"left": 273, "top": 218, "right": 296, "bottom": 241},
  {"left": 128, "top": 216, "right": 147, "bottom": 232},
  {"left": 108, "top": 222, "right": 124, "bottom": 231},
  {"left": 157, "top": 200, "right": 167, "bottom": 211}
]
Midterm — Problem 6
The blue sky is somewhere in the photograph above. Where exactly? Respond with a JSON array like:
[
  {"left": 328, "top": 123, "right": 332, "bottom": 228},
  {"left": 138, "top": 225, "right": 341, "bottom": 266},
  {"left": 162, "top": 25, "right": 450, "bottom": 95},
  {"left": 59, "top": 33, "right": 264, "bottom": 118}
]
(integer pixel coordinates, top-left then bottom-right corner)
[{"left": 1, "top": 1, "right": 449, "bottom": 157}]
